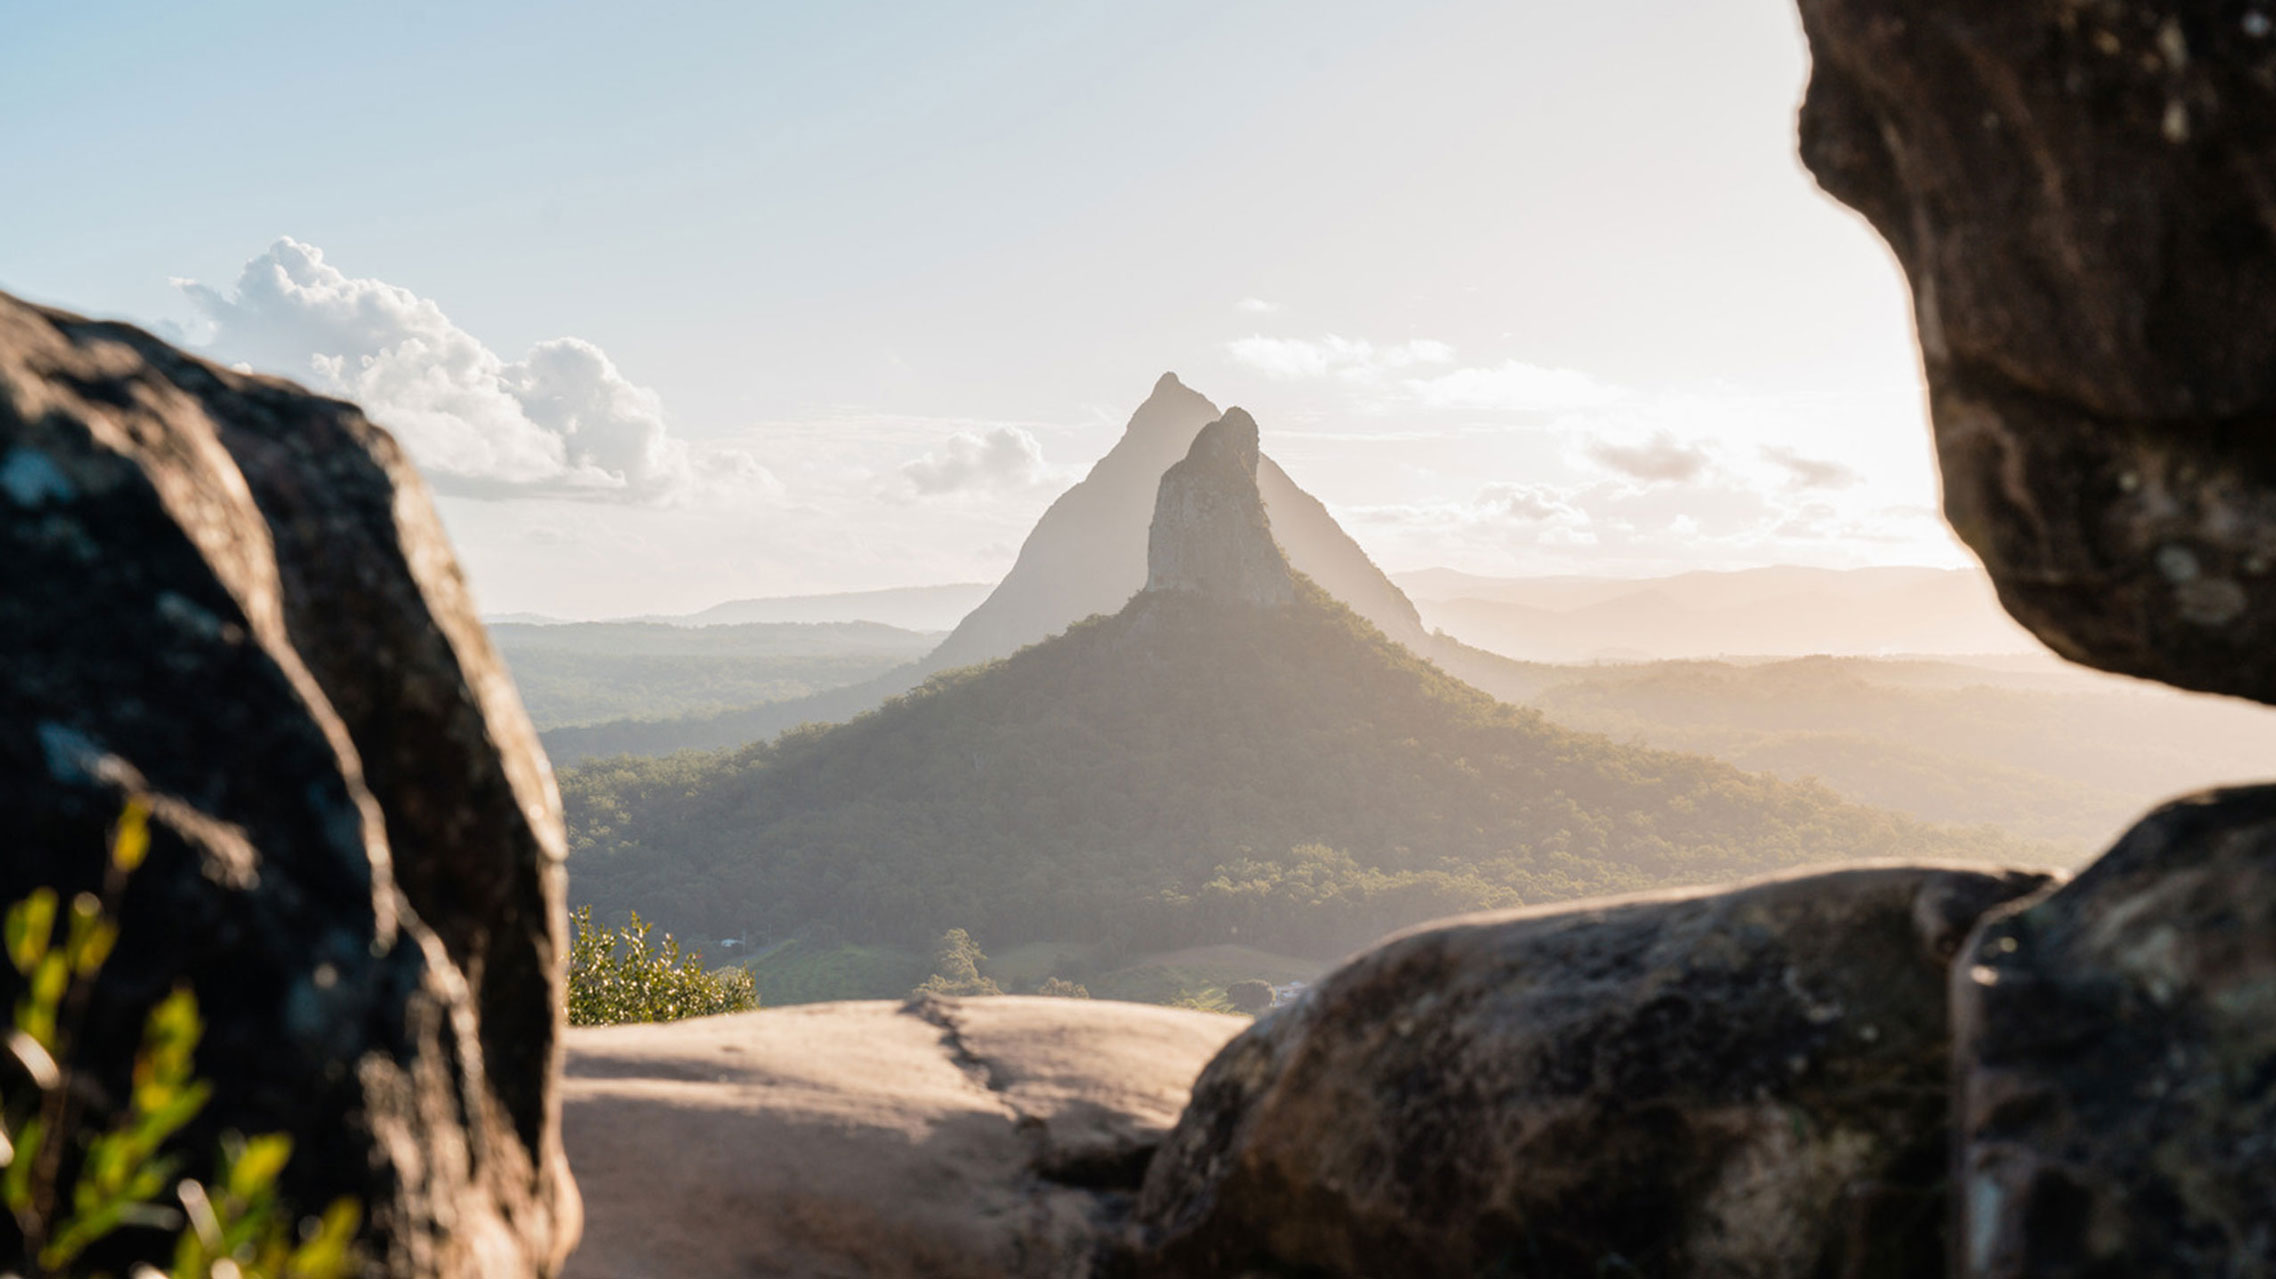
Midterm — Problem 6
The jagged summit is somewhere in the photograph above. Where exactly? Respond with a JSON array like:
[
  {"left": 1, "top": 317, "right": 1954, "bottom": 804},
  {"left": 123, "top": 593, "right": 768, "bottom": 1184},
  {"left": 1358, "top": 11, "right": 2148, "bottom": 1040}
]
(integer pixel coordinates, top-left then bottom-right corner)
[{"left": 1145, "top": 408, "right": 1297, "bottom": 605}]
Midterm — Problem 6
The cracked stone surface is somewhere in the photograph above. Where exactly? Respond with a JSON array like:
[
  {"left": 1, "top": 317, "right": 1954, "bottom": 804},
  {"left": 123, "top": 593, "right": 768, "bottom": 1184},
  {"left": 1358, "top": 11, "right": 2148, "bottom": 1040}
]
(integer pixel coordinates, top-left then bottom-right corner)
[{"left": 560, "top": 997, "right": 1243, "bottom": 1279}]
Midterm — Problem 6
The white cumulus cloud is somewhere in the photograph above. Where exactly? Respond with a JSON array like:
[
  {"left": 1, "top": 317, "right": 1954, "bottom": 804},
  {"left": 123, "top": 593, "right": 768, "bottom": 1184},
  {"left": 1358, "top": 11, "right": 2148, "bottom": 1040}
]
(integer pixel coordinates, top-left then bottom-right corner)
[
  {"left": 178, "top": 237, "right": 709, "bottom": 502},
  {"left": 901, "top": 425, "right": 1054, "bottom": 496}
]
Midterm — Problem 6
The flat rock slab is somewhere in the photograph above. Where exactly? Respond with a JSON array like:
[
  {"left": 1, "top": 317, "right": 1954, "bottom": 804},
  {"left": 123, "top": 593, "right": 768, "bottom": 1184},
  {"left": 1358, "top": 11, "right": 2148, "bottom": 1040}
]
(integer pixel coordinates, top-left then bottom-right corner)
[
  {"left": 561, "top": 996, "right": 1244, "bottom": 1279},
  {"left": 1132, "top": 863, "right": 2054, "bottom": 1279}
]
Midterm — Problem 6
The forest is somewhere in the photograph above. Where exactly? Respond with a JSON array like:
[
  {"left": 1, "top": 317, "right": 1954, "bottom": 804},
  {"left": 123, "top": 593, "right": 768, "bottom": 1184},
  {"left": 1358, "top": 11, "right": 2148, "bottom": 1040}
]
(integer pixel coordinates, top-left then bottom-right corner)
[{"left": 561, "top": 581, "right": 2041, "bottom": 962}]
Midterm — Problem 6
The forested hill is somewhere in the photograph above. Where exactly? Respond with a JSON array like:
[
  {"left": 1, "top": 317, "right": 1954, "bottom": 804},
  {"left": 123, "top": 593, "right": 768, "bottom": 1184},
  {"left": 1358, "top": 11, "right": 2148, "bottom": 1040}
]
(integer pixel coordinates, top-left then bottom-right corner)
[{"left": 562, "top": 579, "right": 2040, "bottom": 959}]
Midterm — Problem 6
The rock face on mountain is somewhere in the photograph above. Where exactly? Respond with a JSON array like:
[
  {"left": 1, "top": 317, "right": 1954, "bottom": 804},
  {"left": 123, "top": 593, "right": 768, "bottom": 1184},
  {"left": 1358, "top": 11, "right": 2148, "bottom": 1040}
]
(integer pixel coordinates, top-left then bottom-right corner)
[
  {"left": 0, "top": 293, "right": 575, "bottom": 1274},
  {"left": 561, "top": 997, "right": 1244, "bottom": 1279},
  {"left": 922, "top": 373, "right": 1423, "bottom": 673},
  {"left": 1797, "top": 0, "right": 2276, "bottom": 706},
  {"left": 1129, "top": 863, "right": 2054, "bottom": 1279},
  {"left": 1953, "top": 787, "right": 2276, "bottom": 1277},
  {"left": 1144, "top": 409, "right": 1296, "bottom": 606}
]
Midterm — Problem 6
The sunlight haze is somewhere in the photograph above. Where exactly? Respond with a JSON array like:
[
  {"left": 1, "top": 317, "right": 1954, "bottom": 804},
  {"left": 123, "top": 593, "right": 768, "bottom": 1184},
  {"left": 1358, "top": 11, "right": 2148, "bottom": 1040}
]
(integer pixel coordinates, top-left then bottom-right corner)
[{"left": 0, "top": 0, "right": 1960, "bottom": 618}]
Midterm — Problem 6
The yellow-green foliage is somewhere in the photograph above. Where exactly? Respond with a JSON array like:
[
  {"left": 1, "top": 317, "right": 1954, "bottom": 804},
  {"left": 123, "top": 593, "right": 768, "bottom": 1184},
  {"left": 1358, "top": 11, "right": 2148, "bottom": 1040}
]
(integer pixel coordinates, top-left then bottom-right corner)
[
  {"left": 910, "top": 929, "right": 1002, "bottom": 998},
  {"left": 567, "top": 907, "right": 758, "bottom": 1026},
  {"left": 2, "top": 801, "right": 360, "bottom": 1278}
]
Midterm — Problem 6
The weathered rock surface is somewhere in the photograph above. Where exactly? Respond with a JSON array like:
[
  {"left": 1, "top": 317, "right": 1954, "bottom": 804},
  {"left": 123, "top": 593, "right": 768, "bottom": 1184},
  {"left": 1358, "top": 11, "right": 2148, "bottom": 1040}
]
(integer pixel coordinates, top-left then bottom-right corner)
[
  {"left": 560, "top": 997, "right": 1243, "bottom": 1279},
  {"left": 1130, "top": 863, "right": 2054, "bottom": 1279},
  {"left": 1797, "top": 0, "right": 2276, "bottom": 704},
  {"left": 1954, "top": 786, "right": 2276, "bottom": 1276},
  {"left": 0, "top": 293, "right": 575, "bottom": 1274},
  {"left": 1144, "top": 408, "right": 1296, "bottom": 606}
]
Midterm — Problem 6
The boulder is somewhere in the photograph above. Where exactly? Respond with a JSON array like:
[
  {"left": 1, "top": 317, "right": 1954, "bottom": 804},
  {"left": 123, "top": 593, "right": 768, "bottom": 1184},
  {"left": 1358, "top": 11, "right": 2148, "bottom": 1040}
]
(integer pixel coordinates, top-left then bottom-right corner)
[
  {"left": 1130, "top": 863, "right": 2053, "bottom": 1279},
  {"left": 0, "top": 293, "right": 575, "bottom": 1274},
  {"left": 1953, "top": 785, "right": 2276, "bottom": 1276},
  {"left": 1143, "top": 409, "right": 1297, "bottom": 606},
  {"left": 560, "top": 997, "right": 1244, "bottom": 1279},
  {"left": 1796, "top": 0, "right": 2276, "bottom": 705}
]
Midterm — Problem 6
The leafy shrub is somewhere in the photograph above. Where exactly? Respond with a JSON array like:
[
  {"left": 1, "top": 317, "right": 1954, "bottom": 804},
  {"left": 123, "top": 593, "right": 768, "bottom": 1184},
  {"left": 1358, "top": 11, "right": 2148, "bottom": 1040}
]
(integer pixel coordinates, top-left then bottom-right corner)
[
  {"left": 2, "top": 800, "right": 360, "bottom": 1278},
  {"left": 910, "top": 929, "right": 1002, "bottom": 998},
  {"left": 566, "top": 907, "right": 758, "bottom": 1026},
  {"left": 1034, "top": 978, "right": 1089, "bottom": 999}
]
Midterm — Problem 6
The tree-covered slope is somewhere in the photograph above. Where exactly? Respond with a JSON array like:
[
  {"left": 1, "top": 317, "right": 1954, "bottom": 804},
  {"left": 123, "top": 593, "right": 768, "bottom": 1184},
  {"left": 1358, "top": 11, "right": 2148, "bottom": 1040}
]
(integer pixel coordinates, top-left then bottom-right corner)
[{"left": 564, "top": 581, "right": 2034, "bottom": 958}]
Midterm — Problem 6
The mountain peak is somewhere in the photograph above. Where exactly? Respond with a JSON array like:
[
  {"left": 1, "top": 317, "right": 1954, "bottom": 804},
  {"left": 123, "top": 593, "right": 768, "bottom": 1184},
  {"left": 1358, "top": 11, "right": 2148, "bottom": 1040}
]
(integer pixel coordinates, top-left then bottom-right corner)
[{"left": 1145, "top": 408, "right": 1296, "bottom": 605}]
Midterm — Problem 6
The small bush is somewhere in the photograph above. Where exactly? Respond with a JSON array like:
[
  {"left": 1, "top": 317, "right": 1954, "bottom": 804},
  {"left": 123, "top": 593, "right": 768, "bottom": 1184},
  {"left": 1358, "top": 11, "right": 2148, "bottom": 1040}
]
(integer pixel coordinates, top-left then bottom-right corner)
[
  {"left": 1034, "top": 977, "right": 1090, "bottom": 999},
  {"left": 567, "top": 907, "right": 759, "bottom": 1026},
  {"left": 910, "top": 929, "right": 1002, "bottom": 998}
]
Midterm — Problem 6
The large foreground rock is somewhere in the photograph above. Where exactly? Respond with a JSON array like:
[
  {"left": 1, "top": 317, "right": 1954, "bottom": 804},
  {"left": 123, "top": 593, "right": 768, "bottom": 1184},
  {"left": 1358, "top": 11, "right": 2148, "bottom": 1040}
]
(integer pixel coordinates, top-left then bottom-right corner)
[
  {"left": 1955, "top": 786, "right": 2276, "bottom": 1276},
  {"left": 1797, "top": 0, "right": 2276, "bottom": 705},
  {"left": 561, "top": 997, "right": 1243, "bottom": 1278},
  {"left": 1130, "top": 864, "right": 2052, "bottom": 1278},
  {"left": 0, "top": 294, "right": 575, "bottom": 1273}
]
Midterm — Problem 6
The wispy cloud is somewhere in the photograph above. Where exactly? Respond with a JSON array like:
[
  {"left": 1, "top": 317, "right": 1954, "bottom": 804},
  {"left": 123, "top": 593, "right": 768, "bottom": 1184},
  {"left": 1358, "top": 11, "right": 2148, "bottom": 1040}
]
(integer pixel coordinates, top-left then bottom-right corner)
[
  {"left": 1584, "top": 432, "right": 1712, "bottom": 484},
  {"left": 1234, "top": 297, "right": 1282, "bottom": 315},
  {"left": 1761, "top": 444, "right": 1862, "bottom": 490}
]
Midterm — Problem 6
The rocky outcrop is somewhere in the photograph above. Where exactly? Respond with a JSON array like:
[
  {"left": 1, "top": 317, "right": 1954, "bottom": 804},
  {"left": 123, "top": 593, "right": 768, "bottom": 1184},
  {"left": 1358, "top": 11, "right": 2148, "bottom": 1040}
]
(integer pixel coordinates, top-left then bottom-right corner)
[
  {"left": 1796, "top": 7, "right": 2276, "bottom": 1271},
  {"left": 925, "top": 372, "right": 1425, "bottom": 674},
  {"left": 1796, "top": 0, "right": 2276, "bottom": 705},
  {"left": 0, "top": 294, "right": 575, "bottom": 1274},
  {"left": 1129, "top": 863, "right": 2053, "bottom": 1278},
  {"left": 1954, "top": 786, "right": 2276, "bottom": 1276},
  {"left": 560, "top": 997, "right": 1243, "bottom": 1279},
  {"left": 1143, "top": 409, "right": 1296, "bottom": 606}
]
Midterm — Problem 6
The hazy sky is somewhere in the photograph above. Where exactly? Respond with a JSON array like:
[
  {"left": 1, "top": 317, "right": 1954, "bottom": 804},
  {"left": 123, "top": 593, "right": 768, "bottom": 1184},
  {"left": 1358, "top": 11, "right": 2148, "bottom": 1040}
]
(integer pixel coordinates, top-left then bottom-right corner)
[{"left": 1, "top": 0, "right": 1968, "bottom": 618}]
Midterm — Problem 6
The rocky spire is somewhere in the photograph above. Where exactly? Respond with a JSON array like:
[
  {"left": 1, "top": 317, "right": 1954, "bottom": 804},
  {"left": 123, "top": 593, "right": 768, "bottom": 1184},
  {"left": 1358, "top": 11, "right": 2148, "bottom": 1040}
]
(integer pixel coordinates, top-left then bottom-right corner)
[{"left": 1144, "top": 407, "right": 1297, "bottom": 605}]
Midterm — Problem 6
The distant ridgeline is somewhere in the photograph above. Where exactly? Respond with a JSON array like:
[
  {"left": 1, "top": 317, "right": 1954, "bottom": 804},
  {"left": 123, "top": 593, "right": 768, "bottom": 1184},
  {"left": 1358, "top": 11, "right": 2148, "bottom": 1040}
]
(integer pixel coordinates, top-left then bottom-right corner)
[{"left": 562, "top": 406, "right": 2028, "bottom": 959}]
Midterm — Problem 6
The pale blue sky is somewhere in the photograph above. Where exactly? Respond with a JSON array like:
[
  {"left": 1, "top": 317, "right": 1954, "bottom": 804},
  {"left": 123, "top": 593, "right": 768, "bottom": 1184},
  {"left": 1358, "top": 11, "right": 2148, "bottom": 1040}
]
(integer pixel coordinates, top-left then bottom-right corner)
[{"left": 0, "top": 0, "right": 1963, "bottom": 616}]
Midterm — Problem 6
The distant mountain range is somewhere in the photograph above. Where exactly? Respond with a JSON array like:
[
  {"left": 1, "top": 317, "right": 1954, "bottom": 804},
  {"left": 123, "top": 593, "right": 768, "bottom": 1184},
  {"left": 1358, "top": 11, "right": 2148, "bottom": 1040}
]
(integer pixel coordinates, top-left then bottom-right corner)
[
  {"left": 1393, "top": 565, "right": 2039, "bottom": 662},
  {"left": 561, "top": 406, "right": 2030, "bottom": 955},
  {"left": 486, "top": 583, "right": 987, "bottom": 633}
]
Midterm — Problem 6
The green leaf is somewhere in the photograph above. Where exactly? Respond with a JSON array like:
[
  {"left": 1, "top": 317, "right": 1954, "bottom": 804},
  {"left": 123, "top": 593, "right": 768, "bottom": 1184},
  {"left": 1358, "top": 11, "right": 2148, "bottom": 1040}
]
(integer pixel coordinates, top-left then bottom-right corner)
[
  {"left": 63, "top": 893, "right": 116, "bottom": 979},
  {"left": 5, "top": 887, "right": 56, "bottom": 976},
  {"left": 286, "top": 1197, "right": 363, "bottom": 1279},
  {"left": 3, "top": 1118, "right": 42, "bottom": 1214},
  {"left": 225, "top": 1133, "right": 293, "bottom": 1201},
  {"left": 112, "top": 797, "right": 152, "bottom": 872}
]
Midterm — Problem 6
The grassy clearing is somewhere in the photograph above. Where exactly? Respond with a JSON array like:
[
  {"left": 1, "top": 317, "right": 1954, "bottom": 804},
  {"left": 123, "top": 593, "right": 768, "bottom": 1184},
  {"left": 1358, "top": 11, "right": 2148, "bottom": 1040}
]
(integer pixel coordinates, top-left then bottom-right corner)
[{"left": 742, "top": 941, "right": 925, "bottom": 1005}]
